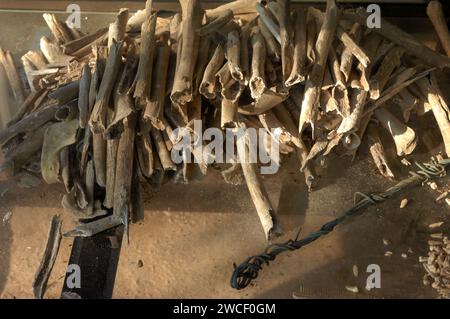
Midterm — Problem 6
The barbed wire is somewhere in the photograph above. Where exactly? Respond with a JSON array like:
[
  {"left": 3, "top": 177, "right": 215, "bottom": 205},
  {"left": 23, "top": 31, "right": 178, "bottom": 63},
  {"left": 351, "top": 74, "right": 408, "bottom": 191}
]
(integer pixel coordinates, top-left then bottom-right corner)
[{"left": 230, "top": 157, "right": 450, "bottom": 290}]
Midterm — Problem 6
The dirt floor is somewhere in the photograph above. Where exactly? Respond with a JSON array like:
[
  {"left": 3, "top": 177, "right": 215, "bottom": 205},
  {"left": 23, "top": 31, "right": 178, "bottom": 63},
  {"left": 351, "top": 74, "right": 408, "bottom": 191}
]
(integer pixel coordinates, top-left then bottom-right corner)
[
  {"left": 1, "top": 144, "right": 449, "bottom": 299},
  {"left": 0, "top": 128, "right": 449, "bottom": 298},
  {"left": 1, "top": 9, "right": 450, "bottom": 299}
]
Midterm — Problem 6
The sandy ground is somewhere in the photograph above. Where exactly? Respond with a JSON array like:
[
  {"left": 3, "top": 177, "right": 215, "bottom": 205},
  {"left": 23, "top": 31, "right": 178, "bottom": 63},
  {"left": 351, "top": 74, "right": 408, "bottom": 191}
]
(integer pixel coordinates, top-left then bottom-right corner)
[
  {"left": 1, "top": 148, "right": 449, "bottom": 299},
  {"left": 0, "top": 9, "right": 449, "bottom": 299}
]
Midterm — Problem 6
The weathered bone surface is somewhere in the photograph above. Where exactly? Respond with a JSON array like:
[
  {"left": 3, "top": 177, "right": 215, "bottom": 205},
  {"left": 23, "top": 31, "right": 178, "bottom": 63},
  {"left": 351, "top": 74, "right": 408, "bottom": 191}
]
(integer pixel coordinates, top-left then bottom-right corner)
[
  {"left": 41, "top": 119, "right": 79, "bottom": 184},
  {"left": 427, "top": 1, "right": 450, "bottom": 57},
  {"left": 170, "top": 0, "right": 202, "bottom": 106},
  {"left": 2, "top": 1, "right": 450, "bottom": 251},
  {"left": 278, "top": 0, "right": 293, "bottom": 85},
  {"left": 43, "top": 13, "right": 73, "bottom": 44},
  {"left": 236, "top": 122, "right": 282, "bottom": 240},
  {"left": 298, "top": 0, "right": 339, "bottom": 136},
  {"left": 144, "top": 37, "right": 171, "bottom": 130},
  {"left": 286, "top": 7, "right": 307, "bottom": 86},
  {"left": 89, "top": 41, "right": 123, "bottom": 133},
  {"left": 0, "top": 49, "right": 25, "bottom": 104},
  {"left": 343, "top": 8, "right": 450, "bottom": 69},
  {"left": 32, "top": 215, "right": 62, "bottom": 299},
  {"left": 367, "top": 122, "right": 395, "bottom": 179},
  {"left": 133, "top": 10, "right": 156, "bottom": 100},
  {"left": 374, "top": 108, "right": 417, "bottom": 157},
  {"left": 221, "top": 98, "right": 237, "bottom": 129},
  {"left": 200, "top": 44, "right": 225, "bottom": 99},
  {"left": 416, "top": 73, "right": 450, "bottom": 157},
  {"left": 249, "top": 29, "right": 267, "bottom": 99},
  {"left": 227, "top": 30, "right": 244, "bottom": 82}
]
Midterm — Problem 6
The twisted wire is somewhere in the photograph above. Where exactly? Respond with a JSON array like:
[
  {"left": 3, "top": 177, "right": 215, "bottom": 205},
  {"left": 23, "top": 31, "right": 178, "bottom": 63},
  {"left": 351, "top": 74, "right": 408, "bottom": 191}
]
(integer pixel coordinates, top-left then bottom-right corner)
[{"left": 230, "top": 158, "right": 450, "bottom": 290}]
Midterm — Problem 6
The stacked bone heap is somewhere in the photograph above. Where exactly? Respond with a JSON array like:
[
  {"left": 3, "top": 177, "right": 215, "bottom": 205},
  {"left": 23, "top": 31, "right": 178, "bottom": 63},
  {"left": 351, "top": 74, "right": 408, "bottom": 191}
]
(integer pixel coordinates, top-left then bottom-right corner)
[{"left": 1, "top": 0, "right": 450, "bottom": 243}]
